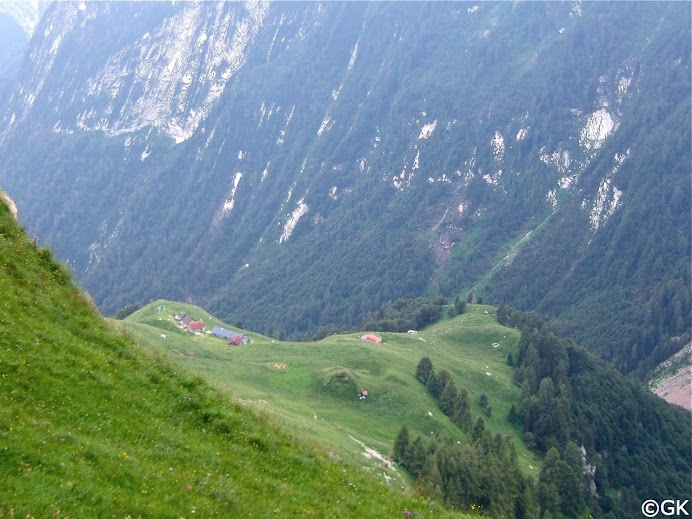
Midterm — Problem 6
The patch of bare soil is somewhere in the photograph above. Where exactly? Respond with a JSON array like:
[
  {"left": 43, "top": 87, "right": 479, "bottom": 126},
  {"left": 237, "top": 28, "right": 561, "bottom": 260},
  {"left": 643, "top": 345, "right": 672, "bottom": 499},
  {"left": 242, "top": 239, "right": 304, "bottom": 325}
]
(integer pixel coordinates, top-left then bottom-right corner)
[{"left": 650, "top": 343, "right": 691, "bottom": 411}]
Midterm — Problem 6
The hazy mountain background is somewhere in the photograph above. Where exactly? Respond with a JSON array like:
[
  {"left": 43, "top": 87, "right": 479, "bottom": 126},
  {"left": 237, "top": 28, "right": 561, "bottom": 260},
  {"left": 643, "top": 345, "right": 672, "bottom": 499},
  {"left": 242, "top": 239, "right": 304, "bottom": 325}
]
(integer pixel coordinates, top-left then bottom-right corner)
[{"left": 0, "top": 1, "right": 689, "bottom": 375}]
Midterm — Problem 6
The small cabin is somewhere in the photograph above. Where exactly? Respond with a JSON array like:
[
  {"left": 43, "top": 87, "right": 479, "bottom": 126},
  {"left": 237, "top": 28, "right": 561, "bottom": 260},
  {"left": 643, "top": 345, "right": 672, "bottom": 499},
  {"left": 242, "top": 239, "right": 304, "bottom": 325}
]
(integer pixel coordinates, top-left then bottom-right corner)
[{"left": 187, "top": 320, "right": 205, "bottom": 333}]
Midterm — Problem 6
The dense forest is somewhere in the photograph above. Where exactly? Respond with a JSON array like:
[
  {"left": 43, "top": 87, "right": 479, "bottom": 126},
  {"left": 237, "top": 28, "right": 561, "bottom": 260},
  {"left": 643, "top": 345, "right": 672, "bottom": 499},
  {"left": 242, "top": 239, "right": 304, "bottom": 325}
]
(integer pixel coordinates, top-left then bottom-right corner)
[
  {"left": 361, "top": 296, "right": 450, "bottom": 333},
  {"left": 0, "top": 2, "right": 688, "bottom": 377},
  {"left": 394, "top": 308, "right": 691, "bottom": 518}
]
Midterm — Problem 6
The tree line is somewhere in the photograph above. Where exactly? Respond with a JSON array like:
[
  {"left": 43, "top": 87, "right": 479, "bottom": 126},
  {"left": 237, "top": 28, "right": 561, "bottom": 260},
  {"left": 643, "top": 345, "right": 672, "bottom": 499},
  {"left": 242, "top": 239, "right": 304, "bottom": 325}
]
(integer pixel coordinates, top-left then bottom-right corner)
[
  {"left": 393, "top": 357, "right": 539, "bottom": 517},
  {"left": 394, "top": 307, "right": 691, "bottom": 518}
]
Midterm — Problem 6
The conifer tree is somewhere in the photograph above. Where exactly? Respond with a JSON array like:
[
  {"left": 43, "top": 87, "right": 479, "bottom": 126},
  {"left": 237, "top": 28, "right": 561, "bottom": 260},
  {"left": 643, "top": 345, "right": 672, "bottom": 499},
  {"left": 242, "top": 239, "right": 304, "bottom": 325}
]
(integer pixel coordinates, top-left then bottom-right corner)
[
  {"left": 508, "top": 403, "right": 518, "bottom": 423},
  {"left": 393, "top": 425, "right": 410, "bottom": 462},
  {"left": 405, "top": 436, "right": 427, "bottom": 476},
  {"left": 439, "top": 380, "right": 458, "bottom": 416},
  {"left": 415, "top": 356, "right": 433, "bottom": 384},
  {"left": 452, "top": 388, "right": 472, "bottom": 432},
  {"left": 472, "top": 417, "right": 486, "bottom": 443}
]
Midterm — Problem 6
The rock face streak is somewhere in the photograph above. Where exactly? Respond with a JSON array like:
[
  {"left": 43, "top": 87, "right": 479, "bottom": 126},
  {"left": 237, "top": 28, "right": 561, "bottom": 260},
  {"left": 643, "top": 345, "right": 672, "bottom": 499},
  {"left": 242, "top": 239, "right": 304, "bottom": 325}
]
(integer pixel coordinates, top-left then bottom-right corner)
[
  {"left": 4, "top": 2, "right": 271, "bottom": 143},
  {"left": 0, "top": 2, "right": 689, "bottom": 363}
]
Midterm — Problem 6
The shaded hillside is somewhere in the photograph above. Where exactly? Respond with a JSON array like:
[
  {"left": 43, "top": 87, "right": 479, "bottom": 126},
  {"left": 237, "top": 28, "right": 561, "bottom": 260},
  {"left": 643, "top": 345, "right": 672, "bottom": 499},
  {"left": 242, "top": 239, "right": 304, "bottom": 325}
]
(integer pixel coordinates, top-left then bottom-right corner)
[
  {"left": 0, "top": 199, "right": 448, "bottom": 517},
  {"left": 500, "top": 306, "right": 691, "bottom": 518},
  {"left": 0, "top": 1, "right": 688, "bottom": 373}
]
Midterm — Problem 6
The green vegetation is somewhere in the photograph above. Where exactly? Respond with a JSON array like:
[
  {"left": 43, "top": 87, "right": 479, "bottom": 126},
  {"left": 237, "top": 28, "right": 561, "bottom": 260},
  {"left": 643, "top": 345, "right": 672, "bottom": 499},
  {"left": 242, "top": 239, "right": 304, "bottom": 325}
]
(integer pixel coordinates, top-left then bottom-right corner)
[
  {"left": 2, "top": 2, "right": 688, "bottom": 380},
  {"left": 362, "top": 296, "right": 447, "bottom": 332},
  {"left": 123, "top": 300, "right": 537, "bottom": 490},
  {"left": 500, "top": 306, "right": 691, "bottom": 518},
  {"left": 388, "top": 305, "right": 691, "bottom": 518},
  {"left": 394, "top": 357, "right": 537, "bottom": 517},
  {"left": 127, "top": 298, "right": 691, "bottom": 519},
  {"left": 0, "top": 201, "right": 451, "bottom": 517},
  {"left": 1, "top": 190, "right": 688, "bottom": 518}
]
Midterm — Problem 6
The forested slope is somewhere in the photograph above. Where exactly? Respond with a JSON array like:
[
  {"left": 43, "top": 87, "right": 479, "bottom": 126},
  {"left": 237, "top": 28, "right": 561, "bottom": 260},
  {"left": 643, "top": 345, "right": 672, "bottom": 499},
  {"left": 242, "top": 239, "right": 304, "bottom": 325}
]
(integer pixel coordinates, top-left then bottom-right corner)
[
  {"left": 0, "top": 2, "right": 688, "bottom": 374},
  {"left": 393, "top": 305, "right": 691, "bottom": 518}
]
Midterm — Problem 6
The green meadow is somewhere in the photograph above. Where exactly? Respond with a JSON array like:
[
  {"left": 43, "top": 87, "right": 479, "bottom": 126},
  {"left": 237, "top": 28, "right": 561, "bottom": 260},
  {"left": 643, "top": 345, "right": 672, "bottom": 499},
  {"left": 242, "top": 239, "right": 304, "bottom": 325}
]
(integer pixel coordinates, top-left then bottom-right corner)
[
  {"left": 124, "top": 300, "right": 541, "bottom": 484},
  {"left": 0, "top": 203, "right": 457, "bottom": 518}
]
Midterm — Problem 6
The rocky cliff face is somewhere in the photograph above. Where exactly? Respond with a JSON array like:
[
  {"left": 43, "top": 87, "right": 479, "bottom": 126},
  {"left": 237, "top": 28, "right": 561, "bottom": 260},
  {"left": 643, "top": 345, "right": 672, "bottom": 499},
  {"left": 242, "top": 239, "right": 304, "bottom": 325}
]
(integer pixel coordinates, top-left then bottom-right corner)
[{"left": 0, "top": 1, "right": 689, "bottom": 371}]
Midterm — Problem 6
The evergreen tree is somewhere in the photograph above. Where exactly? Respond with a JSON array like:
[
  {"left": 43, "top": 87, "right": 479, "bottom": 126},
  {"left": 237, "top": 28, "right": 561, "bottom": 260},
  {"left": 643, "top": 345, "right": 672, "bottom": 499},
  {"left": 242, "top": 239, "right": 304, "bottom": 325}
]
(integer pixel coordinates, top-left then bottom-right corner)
[
  {"left": 393, "top": 425, "right": 410, "bottom": 463},
  {"left": 415, "top": 356, "right": 434, "bottom": 384},
  {"left": 439, "top": 380, "right": 458, "bottom": 416},
  {"left": 452, "top": 388, "right": 472, "bottom": 432},
  {"left": 515, "top": 477, "right": 540, "bottom": 519},
  {"left": 508, "top": 404, "right": 518, "bottom": 424},
  {"left": 496, "top": 302, "right": 509, "bottom": 326},
  {"left": 454, "top": 296, "right": 466, "bottom": 314},
  {"left": 429, "top": 369, "right": 452, "bottom": 399},
  {"left": 422, "top": 455, "right": 444, "bottom": 501},
  {"left": 471, "top": 417, "right": 486, "bottom": 443},
  {"left": 405, "top": 436, "right": 427, "bottom": 476},
  {"left": 478, "top": 393, "right": 488, "bottom": 408}
]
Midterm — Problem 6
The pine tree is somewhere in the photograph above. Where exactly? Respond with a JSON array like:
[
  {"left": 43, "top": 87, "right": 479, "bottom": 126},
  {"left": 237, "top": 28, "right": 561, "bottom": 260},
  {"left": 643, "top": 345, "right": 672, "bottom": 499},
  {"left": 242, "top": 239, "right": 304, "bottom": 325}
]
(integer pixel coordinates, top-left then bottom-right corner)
[
  {"left": 439, "top": 380, "right": 458, "bottom": 416},
  {"left": 452, "top": 388, "right": 472, "bottom": 432},
  {"left": 415, "top": 356, "right": 433, "bottom": 384},
  {"left": 508, "top": 404, "right": 518, "bottom": 423},
  {"left": 405, "top": 436, "right": 427, "bottom": 475},
  {"left": 538, "top": 448, "right": 563, "bottom": 517},
  {"left": 393, "top": 425, "right": 410, "bottom": 463},
  {"left": 422, "top": 455, "right": 444, "bottom": 501},
  {"left": 429, "top": 369, "right": 452, "bottom": 399},
  {"left": 479, "top": 393, "right": 488, "bottom": 408},
  {"left": 472, "top": 417, "right": 486, "bottom": 443}
]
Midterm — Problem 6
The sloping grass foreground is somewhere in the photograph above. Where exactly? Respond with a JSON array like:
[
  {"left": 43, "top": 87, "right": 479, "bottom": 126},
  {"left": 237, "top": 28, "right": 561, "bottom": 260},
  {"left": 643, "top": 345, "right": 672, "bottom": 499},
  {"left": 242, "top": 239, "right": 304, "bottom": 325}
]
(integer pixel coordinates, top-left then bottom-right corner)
[{"left": 0, "top": 202, "right": 455, "bottom": 517}]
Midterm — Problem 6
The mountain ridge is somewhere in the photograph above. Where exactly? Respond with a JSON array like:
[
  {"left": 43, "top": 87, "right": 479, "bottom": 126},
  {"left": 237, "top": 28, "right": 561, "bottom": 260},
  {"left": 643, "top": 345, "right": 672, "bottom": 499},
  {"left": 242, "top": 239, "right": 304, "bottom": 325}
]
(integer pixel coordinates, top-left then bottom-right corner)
[{"left": 0, "top": 1, "right": 688, "bottom": 375}]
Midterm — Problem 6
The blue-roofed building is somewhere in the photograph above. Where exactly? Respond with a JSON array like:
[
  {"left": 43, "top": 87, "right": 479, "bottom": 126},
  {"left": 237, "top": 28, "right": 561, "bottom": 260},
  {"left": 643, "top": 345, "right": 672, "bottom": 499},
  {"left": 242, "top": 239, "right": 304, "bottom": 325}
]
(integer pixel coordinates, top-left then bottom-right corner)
[
  {"left": 211, "top": 326, "right": 236, "bottom": 340},
  {"left": 211, "top": 326, "right": 251, "bottom": 345}
]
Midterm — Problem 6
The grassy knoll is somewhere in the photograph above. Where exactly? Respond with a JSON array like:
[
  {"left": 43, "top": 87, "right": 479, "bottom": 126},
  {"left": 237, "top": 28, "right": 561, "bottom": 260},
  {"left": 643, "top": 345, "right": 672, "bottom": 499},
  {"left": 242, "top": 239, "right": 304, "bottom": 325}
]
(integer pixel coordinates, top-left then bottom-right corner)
[
  {"left": 124, "top": 300, "right": 541, "bottom": 489},
  {"left": 0, "top": 202, "right": 454, "bottom": 518}
]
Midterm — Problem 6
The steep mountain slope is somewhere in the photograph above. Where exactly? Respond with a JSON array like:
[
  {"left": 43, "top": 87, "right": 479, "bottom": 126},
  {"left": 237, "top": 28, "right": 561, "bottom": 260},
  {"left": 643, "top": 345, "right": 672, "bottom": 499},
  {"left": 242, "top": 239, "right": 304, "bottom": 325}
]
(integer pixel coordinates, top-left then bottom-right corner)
[
  {"left": 0, "top": 197, "right": 448, "bottom": 517},
  {"left": 0, "top": 1, "right": 50, "bottom": 81},
  {"left": 0, "top": 2, "right": 688, "bottom": 372}
]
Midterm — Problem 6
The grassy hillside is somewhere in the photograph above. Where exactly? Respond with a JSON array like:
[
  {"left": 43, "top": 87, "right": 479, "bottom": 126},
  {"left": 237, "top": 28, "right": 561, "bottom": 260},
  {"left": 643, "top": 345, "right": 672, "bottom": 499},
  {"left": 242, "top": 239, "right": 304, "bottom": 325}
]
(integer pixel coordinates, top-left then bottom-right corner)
[
  {"left": 0, "top": 201, "right": 454, "bottom": 517},
  {"left": 123, "top": 300, "right": 540, "bottom": 482}
]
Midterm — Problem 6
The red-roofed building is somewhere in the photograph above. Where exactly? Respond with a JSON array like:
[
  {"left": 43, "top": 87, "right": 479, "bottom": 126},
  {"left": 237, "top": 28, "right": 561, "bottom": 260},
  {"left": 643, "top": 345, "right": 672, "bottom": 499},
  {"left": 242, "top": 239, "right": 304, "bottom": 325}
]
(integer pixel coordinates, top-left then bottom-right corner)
[
  {"left": 188, "top": 320, "right": 205, "bottom": 333},
  {"left": 361, "top": 334, "right": 382, "bottom": 343},
  {"left": 229, "top": 335, "right": 243, "bottom": 346}
]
